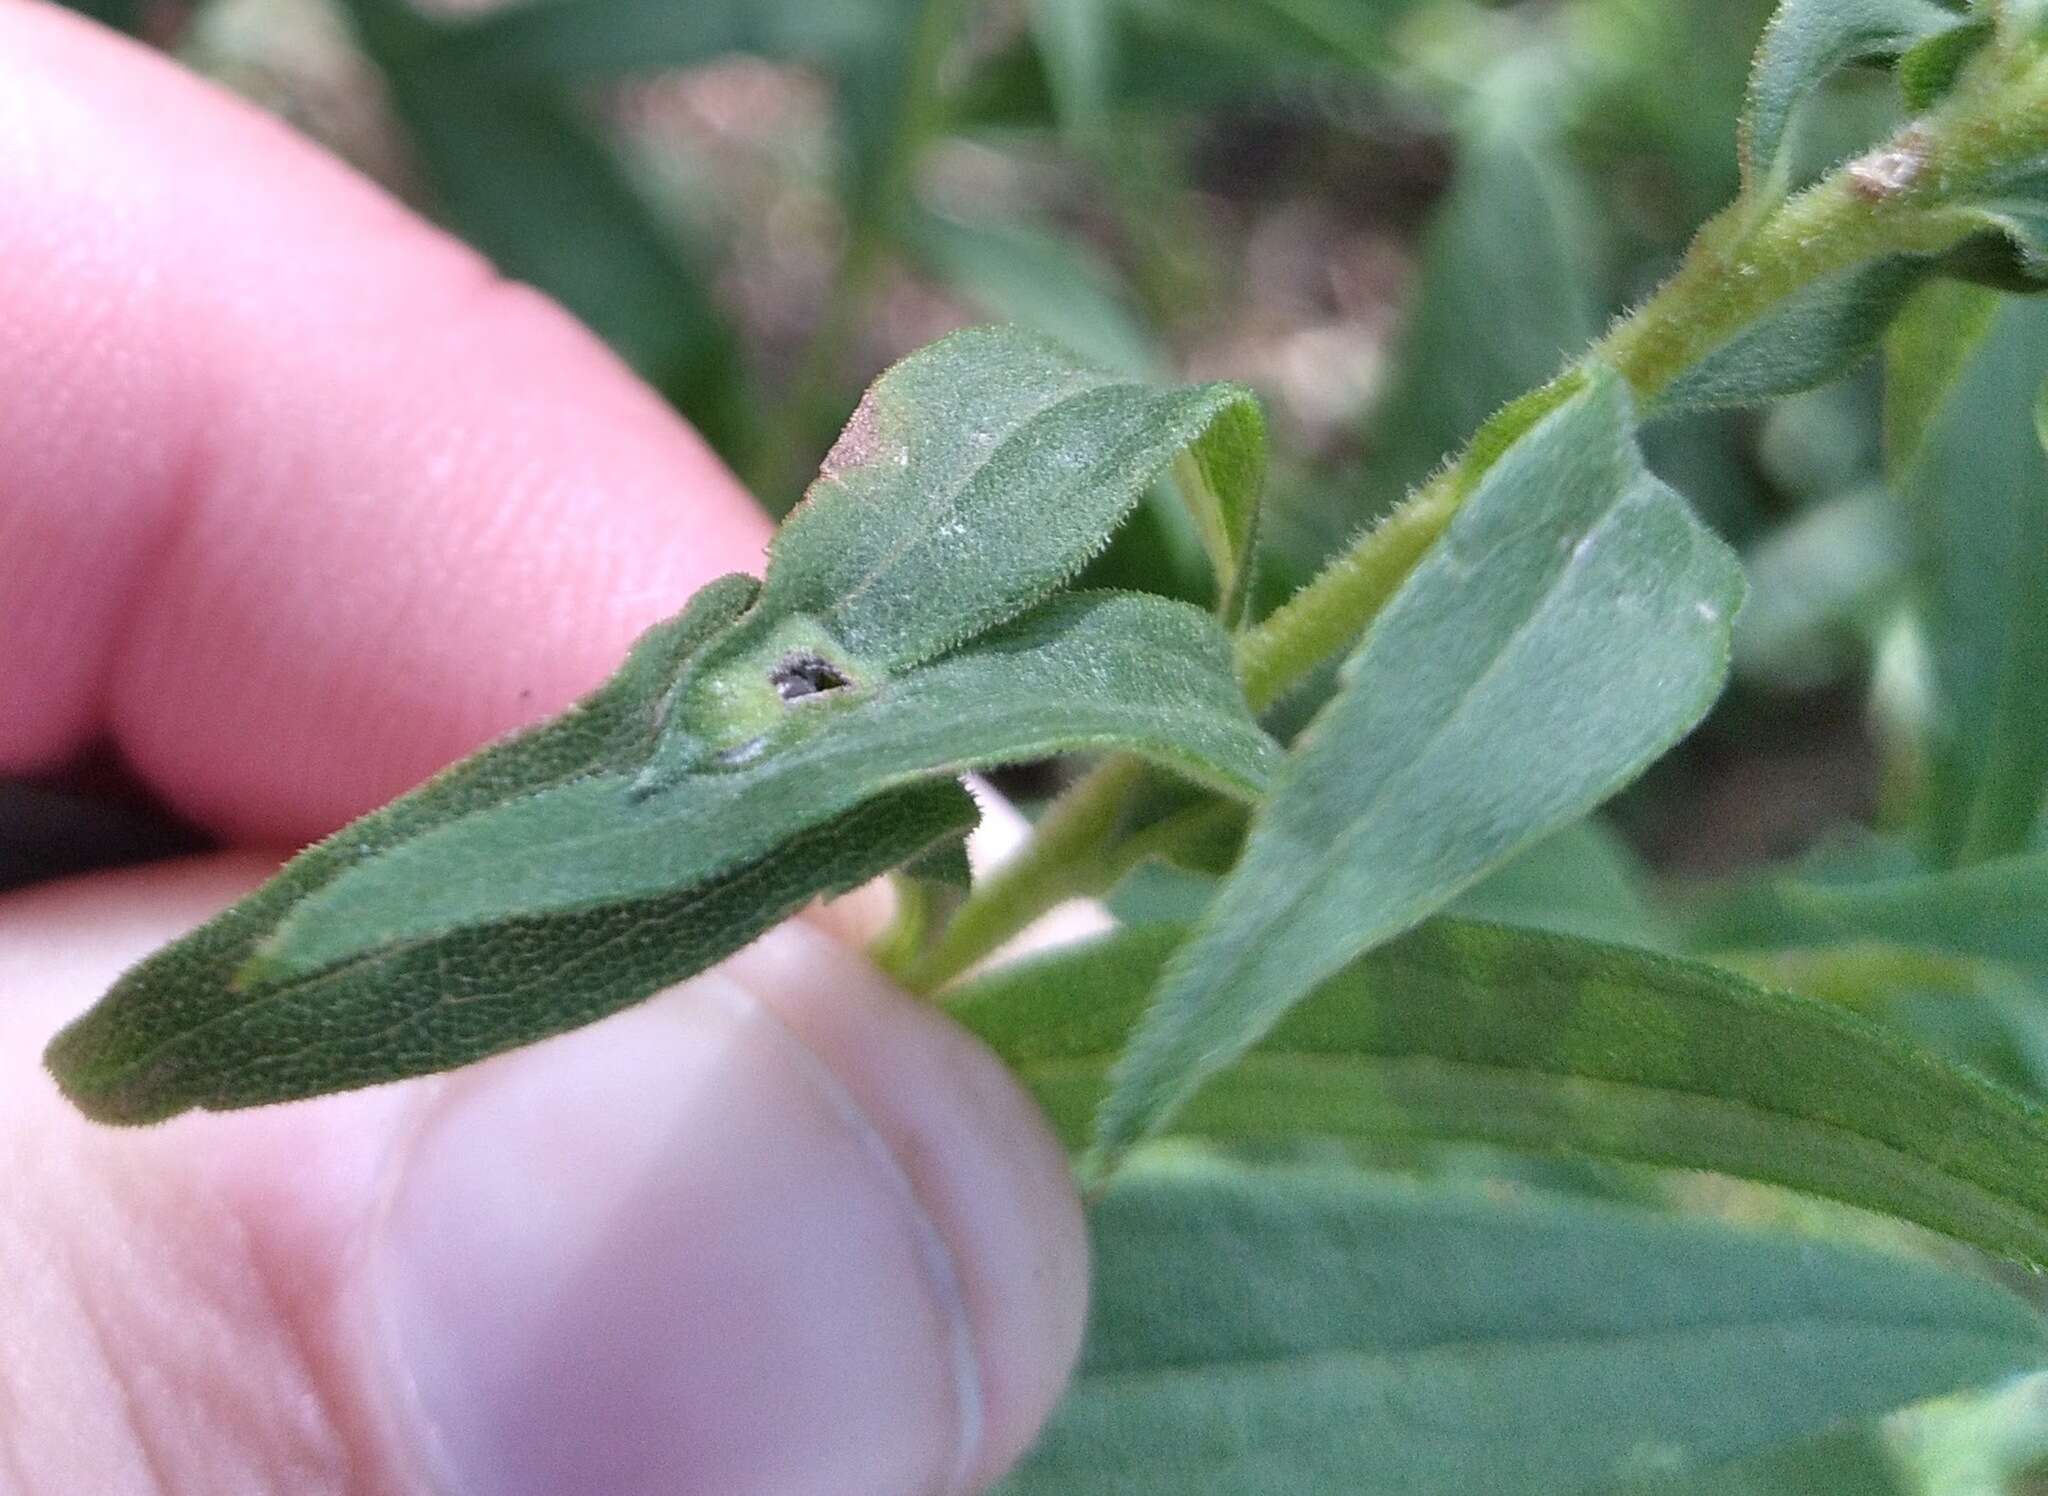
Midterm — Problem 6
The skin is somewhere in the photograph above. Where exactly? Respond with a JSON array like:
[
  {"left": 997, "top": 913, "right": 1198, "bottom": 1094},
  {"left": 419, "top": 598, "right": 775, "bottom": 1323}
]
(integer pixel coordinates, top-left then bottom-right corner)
[{"left": 0, "top": 4, "right": 1089, "bottom": 1492}]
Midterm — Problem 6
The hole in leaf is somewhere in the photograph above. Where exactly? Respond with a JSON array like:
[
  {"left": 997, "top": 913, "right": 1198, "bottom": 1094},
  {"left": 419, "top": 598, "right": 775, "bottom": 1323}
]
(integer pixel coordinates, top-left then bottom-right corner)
[{"left": 770, "top": 652, "right": 853, "bottom": 702}]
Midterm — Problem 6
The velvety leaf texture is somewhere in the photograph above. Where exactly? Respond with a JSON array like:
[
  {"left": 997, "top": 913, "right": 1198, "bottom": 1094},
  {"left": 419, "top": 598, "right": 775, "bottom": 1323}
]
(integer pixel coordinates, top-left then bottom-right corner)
[
  {"left": 254, "top": 591, "right": 1276, "bottom": 978},
  {"left": 1740, "top": 0, "right": 1963, "bottom": 200},
  {"left": 46, "top": 574, "right": 767, "bottom": 1116},
  {"left": 994, "top": 1167, "right": 2046, "bottom": 1495},
  {"left": 956, "top": 918, "right": 2048, "bottom": 1264},
  {"left": 756, "top": 324, "right": 1262, "bottom": 671},
  {"left": 1092, "top": 366, "right": 1744, "bottom": 1164}
]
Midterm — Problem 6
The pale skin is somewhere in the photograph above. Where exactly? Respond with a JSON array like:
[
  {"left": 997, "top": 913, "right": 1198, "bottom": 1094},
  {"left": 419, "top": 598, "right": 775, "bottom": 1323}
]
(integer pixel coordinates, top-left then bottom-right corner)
[{"left": 0, "top": 4, "right": 1089, "bottom": 1492}]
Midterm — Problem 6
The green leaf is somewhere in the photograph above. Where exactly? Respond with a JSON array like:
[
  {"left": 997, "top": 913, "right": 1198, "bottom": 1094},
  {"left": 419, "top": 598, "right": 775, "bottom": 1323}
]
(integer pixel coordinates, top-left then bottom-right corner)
[
  {"left": 1734, "top": 483, "right": 1907, "bottom": 690},
  {"left": 1447, "top": 819, "right": 1675, "bottom": 949},
  {"left": 1359, "top": 58, "right": 1605, "bottom": 515},
  {"left": 335, "top": 0, "right": 746, "bottom": 454},
  {"left": 1093, "top": 366, "right": 1744, "bottom": 1166},
  {"left": 1740, "top": 0, "right": 1962, "bottom": 203},
  {"left": 67, "top": 784, "right": 971, "bottom": 1123},
  {"left": 907, "top": 211, "right": 1162, "bottom": 378},
  {"left": 956, "top": 916, "right": 2048, "bottom": 1264},
  {"left": 1887, "top": 291, "right": 2048, "bottom": 861},
  {"left": 1687, "top": 849, "right": 2048, "bottom": 971},
  {"left": 46, "top": 578, "right": 967, "bottom": 1120},
  {"left": 995, "top": 1166, "right": 2046, "bottom": 1495},
  {"left": 1897, "top": 15, "right": 1994, "bottom": 110},
  {"left": 251, "top": 591, "right": 1277, "bottom": 978},
  {"left": 902, "top": 216, "right": 1243, "bottom": 607},
  {"left": 1029, "top": 0, "right": 1115, "bottom": 134},
  {"left": 750, "top": 326, "right": 1263, "bottom": 673},
  {"left": 1653, "top": 256, "right": 1937, "bottom": 414}
]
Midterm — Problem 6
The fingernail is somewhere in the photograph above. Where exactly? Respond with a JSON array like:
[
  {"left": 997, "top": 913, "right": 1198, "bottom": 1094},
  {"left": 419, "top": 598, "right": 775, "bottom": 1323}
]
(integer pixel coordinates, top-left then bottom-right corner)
[{"left": 370, "top": 930, "right": 1085, "bottom": 1496}]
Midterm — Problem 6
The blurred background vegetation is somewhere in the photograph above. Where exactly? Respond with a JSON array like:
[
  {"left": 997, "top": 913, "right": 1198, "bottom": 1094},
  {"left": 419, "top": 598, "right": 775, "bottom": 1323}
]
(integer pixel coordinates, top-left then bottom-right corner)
[{"left": 17, "top": 0, "right": 2048, "bottom": 1483}]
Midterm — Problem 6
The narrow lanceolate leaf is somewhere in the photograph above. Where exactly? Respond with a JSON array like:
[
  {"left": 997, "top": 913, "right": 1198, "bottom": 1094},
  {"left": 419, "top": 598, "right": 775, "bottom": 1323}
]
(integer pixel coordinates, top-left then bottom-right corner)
[
  {"left": 955, "top": 919, "right": 2048, "bottom": 1263},
  {"left": 54, "top": 783, "right": 973, "bottom": 1123},
  {"left": 1172, "top": 396, "right": 1266, "bottom": 621},
  {"left": 753, "top": 325, "right": 1263, "bottom": 673},
  {"left": 1688, "top": 850, "right": 2048, "bottom": 972},
  {"left": 253, "top": 592, "right": 1277, "bottom": 978},
  {"left": 1740, "top": 0, "right": 1962, "bottom": 202},
  {"left": 1887, "top": 291, "right": 2048, "bottom": 862},
  {"left": 46, "top": 573, "right": 762, "bottom": 1116},
  {"left": 1092, "top": 367, "right": 1744, "bottom": 1166},
  {"left": 995, "top": 1167, "right": 2047, "bottom": 1495}
]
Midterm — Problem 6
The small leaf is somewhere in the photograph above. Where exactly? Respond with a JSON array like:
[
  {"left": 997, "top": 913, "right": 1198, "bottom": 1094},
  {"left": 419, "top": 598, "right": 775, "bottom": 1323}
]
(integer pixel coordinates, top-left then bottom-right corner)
[
  {"left": 253, "top": 591, "right": 1277, "bottom": 977},
  {"left": 1886, "top": 291, "right": 2048, "bottom": 861},
  {"left": 1172, "top": 397, "right": 1267, "bottom": 621},
  {"left": 1446, "top": 818, "right": 1675, "bottom": 949},
  {"left": 1687, "top": 849, "right": 2048, "bottom": 971},
  {"left": 1653, "top": 255, "right": 1938, "bottom": 414},
  {"left": 957, "top": 917, "right": 2048, "bottom": 1264},
  {"left": 1740, "top": 0, "right": 1962, "bottom": 203},
  {"left": 1092, "top": 366, "right": 1744, "bottom": 1166},
  {"left": 47, "top": 574, "right": 803, "bottom": 1117},
  {"left": 58, "top": 783, "right": 974, "bottom": 1123},
  {"left": 1897, "top": 15, "right": 1994, "bottom": 109},
  {"left": 755, "top": 326, "right": 1263, "bottom": 672},
  {"left": 995, "top": 1166, "right": 2047, "bottom": 1495}
]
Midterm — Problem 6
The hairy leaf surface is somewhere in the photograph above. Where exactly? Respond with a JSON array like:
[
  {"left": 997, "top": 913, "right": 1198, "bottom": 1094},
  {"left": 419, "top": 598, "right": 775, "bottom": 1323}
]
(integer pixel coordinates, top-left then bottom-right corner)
[
  {"left": 1092, "top": 367, "right": 1743, "bottom": 1165},
  {"left": 255, "top": 592, "right": 1276, "bottom": 977},
  {"left": 994, "top": 1166, "right": 2046, "bottom": 1494},
  {"left": 1741, "top": 0, "right": 1962, "bottom": 201},
  {"left": 752, "top": 326, "right": 1261, "bottom": 672}
]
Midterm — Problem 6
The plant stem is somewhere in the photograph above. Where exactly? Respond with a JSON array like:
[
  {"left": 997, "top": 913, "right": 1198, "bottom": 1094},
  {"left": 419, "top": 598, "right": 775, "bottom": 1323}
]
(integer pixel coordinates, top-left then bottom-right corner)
[
  {"left": 1242, "top": 47, "right": 2048, "bottom": 712},
  {"left": 914, "top": 48, "right": 2048, "bottom": 984},
  {"left": 904, "top": 758, "right": 1145, "bottom": 993}
]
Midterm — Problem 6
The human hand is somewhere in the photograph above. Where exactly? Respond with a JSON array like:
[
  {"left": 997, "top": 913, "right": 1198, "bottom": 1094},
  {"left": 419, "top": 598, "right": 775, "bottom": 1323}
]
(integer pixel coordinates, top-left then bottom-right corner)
[{"left": 0, "top": 5, "right": 1087, "bottom": 1492}]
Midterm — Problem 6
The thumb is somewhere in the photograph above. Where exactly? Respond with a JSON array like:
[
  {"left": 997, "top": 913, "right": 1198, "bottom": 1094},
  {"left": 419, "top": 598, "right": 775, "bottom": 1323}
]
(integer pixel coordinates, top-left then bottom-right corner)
[{"left": 1, "top": 856, "right": 1088, "bottom": 1496}]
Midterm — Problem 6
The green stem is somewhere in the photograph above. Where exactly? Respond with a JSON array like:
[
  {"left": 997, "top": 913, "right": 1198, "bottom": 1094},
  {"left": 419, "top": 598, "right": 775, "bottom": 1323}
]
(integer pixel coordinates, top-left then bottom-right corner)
[
  {"left": 1241, "top": 46, "right": 2048, "bottom": 713},
  {"left": 903, "top": 758, "right": 1145, "bottom": 993},
  {"left": 916, "top": 47, "right": 2048, "bottom": 981}
]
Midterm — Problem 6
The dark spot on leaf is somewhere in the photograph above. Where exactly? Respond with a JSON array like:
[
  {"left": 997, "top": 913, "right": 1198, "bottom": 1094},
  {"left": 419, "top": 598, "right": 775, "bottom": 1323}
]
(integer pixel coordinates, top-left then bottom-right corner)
[{"left": 770, "top": 652, "right": 853, "bottom": 701}]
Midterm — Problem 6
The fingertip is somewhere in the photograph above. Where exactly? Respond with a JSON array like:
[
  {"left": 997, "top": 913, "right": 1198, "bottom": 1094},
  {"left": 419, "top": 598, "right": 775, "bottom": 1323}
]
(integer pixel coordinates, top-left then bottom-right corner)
[{"left": 370, "top": 922, "right": 1086, "bottom": 1496}]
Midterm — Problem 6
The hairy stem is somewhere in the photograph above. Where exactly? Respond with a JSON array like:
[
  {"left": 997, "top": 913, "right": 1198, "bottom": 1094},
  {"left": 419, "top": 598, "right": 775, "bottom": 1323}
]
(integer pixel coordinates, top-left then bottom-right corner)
[{"left": 917, "top": 47, "right": 2048, "bottom": 983}]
